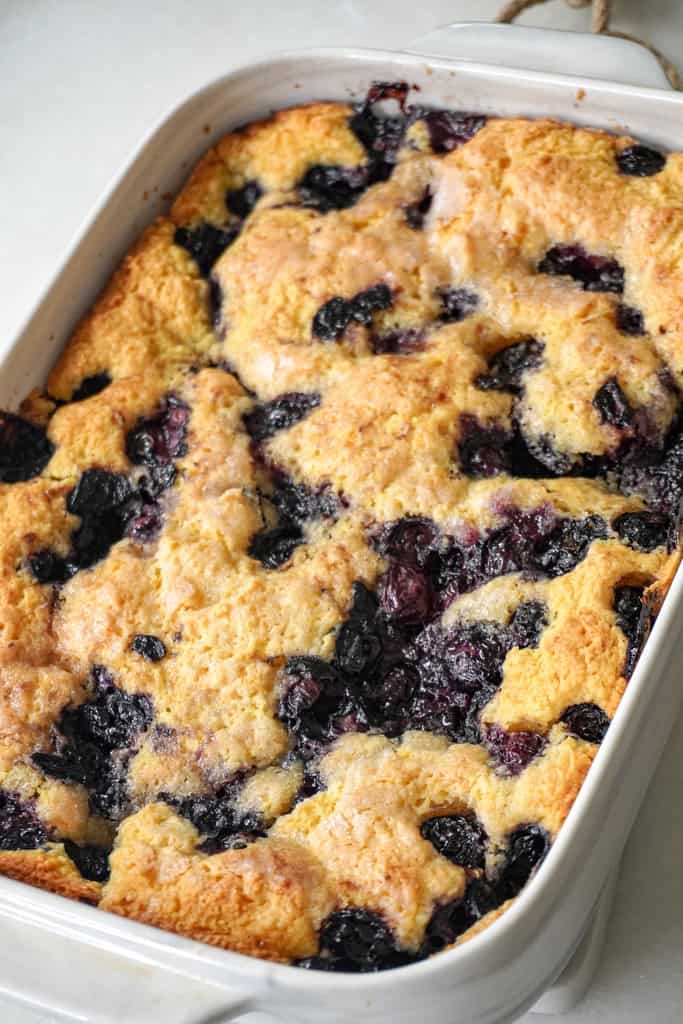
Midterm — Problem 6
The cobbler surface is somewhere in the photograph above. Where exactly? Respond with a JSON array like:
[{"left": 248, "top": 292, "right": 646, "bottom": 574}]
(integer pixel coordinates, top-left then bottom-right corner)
[{"left": 0, "top": 83, "right": 680, "bottom": 970}]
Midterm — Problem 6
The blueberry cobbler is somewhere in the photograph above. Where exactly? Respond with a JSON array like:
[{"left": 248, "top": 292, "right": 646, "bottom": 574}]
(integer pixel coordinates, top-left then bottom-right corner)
[{"left": 0, "top": 83, "right": 681, "bottom": 971}]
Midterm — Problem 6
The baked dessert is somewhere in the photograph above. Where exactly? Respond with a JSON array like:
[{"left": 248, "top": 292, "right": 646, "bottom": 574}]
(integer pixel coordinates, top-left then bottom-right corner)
[{"left": 0, "top": 81, "right": 681, "bottom": 971}]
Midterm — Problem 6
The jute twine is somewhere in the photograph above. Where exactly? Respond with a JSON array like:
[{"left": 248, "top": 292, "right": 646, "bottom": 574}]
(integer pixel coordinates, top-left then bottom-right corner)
[{"left": 496, "top": 0, "right": 682, "bottom": 89}]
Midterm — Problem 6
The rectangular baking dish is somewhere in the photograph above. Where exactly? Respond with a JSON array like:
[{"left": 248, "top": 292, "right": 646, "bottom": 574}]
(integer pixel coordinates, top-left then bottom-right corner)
[{"left": 3, "top": 22, "right": 683, "bottom": 1024}]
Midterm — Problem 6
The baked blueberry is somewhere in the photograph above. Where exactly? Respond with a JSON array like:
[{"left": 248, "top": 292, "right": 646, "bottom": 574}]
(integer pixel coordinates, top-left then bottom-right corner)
[
  {"left": 371, "top": 516, "right": 440, "bottom": 568},
  {"left": 312, "top": 296, "right": 353, "bottom": 340},
  {"left": 420, "top": 815, "right": 486, "bottom": 868},
  {"left": 27, "top": 548, "right": 71, "bottom": 585},
  {"left": 616, "top": 145, "right": 666, "bottom": 177},
  {"left": 371, "top": 328, "right": 426, "bottom": 355},
  {"left": 349, "top": 82, "right": 410, "bottom": 181},
  {"left": 561, "top": 703, "right": 610, "bottom": 743},
  {"left": 302, "top": 908, "right": 414, "bottom": 972},
  {"left": 538, "top": 244, "right": 624, "bottom": 293},
  {"left": 436, "top": 286, "right": 479, "bottom": 323},
  {"left": 312, "top": 284, "right": 392, "bottom": 340},
  {"left": 592, "top": 378, "right": 634, "bottom": 428},
  {"left": 226, "top": 180, "right": 263, "bottom": 218},
  {"left": 70, "top": 372, "right": 111, "bottom": 402},
  {"left": 533, "top": 515, "right": 607, "bottom": 577},
  {"left": 616, "top": 304, "right": 645, "bottom": 336},
  {"left": 476, "top": 339, "right": 544, "bottom": 393},
  {"left": 614, "top": 584, "right": 653, "bottom": 678},
  {"left": 509, "top": 601, "right": 548, "bottom": 649},
  {"left": 269, "top": 476, "right": 338, "bottom": 523},
  {"left": 613, "top": 510, "right": 668, "bottom": 551},
  {"left": 457, "top": 415, "right": 511, "bottom": 478},
  {"left": 299, "top": 164, "right": 371, "bottom": 212},
  {"left": 277, "top": 655, "right": 367, "bottom": 760},
  {"left": 63, "top": 839, "right": 111, "bottom": 882},
  {"left": 484, "top": 724, "right": 546, "bottom": 775},
  {"left": 422, "top": 878, "right": 499, "bottom": 953},
  {"left": 618, "top": 423, "right": 683, "bottom": 519},
  {"left": 248, "top": 522, "right": 303, "bottom": 569},
  {"left": 377, "top": 563, "right": 431, "bottom": 625},
  {"left": 67, "top": 468, "right": 132, "bottom": 518},
  {"left": 126, "top": 395, "right": 189, "bottom": 467},
  {"left": 520, "top": 432, "right": 574, "bottom": 477},
  {"left": 174, "top": 223, "right": 239, "bottom": 276},
  {"left": 404, "top": 187, "right": 432, "bottom": 229},
  {"left": 496, "top": 824, "right": 550, "bottom": 901},
  {"left": 422, "top": 110, "right": 487, "bottom": 154},
  {"left": 168, "top": 779, "right": 266, "bottom": 854},
  {"left": 0, "top": 790, "right": 49, "bottom": 850},
  {"left": 0, "top": 412, "right": 53, "bottom": 483},
  {"left": 130, "top": 634, "right": 166, "bottom": 662},
  {"left": 32, "top": 665, "right": 153, "bottom": 820},
  {"left": 349, "top": 283, "right": 393, "bottom": 325},
  {"left": 208, "top": 276, "right": 223, "bottom": 331},
  {"left": 249, "top": 474, "right": 337, "bottom": 569},
  {"left": 366, "top": 664, "right": 418, "bottom": 733},
  {"left": 406, "top": 621, "right": 511, "bottom": 741},
  {"left": 243, "top": 392, "right": 321, "bottom": 442}
]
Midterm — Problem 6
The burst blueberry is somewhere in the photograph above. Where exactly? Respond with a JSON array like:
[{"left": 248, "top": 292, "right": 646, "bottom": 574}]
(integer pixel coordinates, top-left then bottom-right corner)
[
  {"left": 422, "top": 110, "right": 487, "bottom": 153},
  {"left": 0, "top": 790, "right": 49, "bottom": 851},
  {"left": 0, "top": 412, "right": 54, "bottom": 483},
  {"left": 613, "top": 510, "right": 668, "bottom": 551},
  {"left": 476, "top": 339, "right": 544, "bottom": 393},
  {"left": 174, "top": 223, "right": 239, "bottom": 277},
  {"left": 277, "top": 656, "right": 367, "bottom": 760},
  {"left": 371, "top": 516, "right": 440, "bottom": 568},
  {"left": 126, "top": 395, "right": 189, "bottom": 467},
  {"left": 509, "top": 601, "right": 548, "bottom": 648},
  {"left": 168, "top": 778, "right": 265, "bottom": 854},
  {"left": 404, "top": 187, "right": 432, "bottom": 229},
  {"left": 533, "top": 514, "right": 607, "bottom": 577},
  {"left": 484, "top": 724, "right": 546, "bottom": 775},
  {"left": 377, "top": 563, "right": 431, "bottom": 625},
  {"left": 243, "top": 392, "right": 321, "bottom": 442},
  {"left": 301, "top": 908, "right": 414, "bottom": 972},
  {"left": 593, "top": 378, "right": 634, "bottom": 428},
  {"left": 613, "top": 584, "right": 653, "bottom": 678},
  {"left": 496, "top": 825, "right": 550, "bottom": 901},
  {"left": 299, "top": 163, "right": 372, "bottom": 212},
  {"left": 225, "top": 180, "right": 263, "bottom": 218},
  {"left": 457, "top": 415, "right": 511, "bottom": 478},
  {"left": 436, "top": 286, "right": 479, "bottom": 323},
  {"left": 63, "top": 839, "right": 111, "bottom": 882},
  {"left": 538, "top": 244, "right": 624, "bottom": 293},
  {"left": 32, "top": 665, "right": 153, "bottom": 820},
  {"left": 70, "top": 372, "right": 111, "bottom": 402},
  {"left": 422, "top": 879, "right": 499, "bottom": 954}
]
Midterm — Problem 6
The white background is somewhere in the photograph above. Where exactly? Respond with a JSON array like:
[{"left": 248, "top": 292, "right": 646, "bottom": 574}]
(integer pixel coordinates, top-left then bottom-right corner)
[{"left": 2, "top": 1, "right": 683, "bottom": 1022}]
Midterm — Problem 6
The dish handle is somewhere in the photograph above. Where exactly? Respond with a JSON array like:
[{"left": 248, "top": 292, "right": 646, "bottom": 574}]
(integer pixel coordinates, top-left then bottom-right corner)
[{"left": 406, "top": 22, "right": 673, "bottom": 90}]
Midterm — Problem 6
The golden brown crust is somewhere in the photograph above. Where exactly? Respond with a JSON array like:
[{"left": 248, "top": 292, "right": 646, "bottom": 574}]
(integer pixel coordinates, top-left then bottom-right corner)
[{"left": 100, "top": 803, "right": 332, "bottom": 960}]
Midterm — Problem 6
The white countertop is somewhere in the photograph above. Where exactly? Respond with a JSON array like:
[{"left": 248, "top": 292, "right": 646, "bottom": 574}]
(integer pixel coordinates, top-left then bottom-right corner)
[{"left": 2, "top": 1, "right": 683, "bottom": 1021}]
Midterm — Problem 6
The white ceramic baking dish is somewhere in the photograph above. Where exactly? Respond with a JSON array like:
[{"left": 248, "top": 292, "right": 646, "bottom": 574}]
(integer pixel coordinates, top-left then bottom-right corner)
[{"left": 3, "top": 22, "right": 683, "bottom": 1024}]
